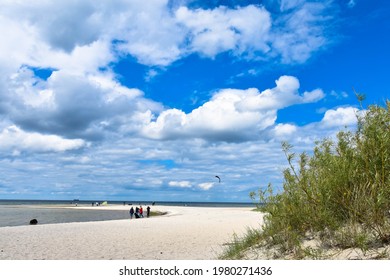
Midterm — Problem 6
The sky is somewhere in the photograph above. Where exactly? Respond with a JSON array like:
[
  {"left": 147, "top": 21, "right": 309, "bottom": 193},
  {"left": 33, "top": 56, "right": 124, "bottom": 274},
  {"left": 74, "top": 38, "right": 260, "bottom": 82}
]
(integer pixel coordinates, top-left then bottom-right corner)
[{"left": 0, "top": 0, "right": 389, "bottom": 202}]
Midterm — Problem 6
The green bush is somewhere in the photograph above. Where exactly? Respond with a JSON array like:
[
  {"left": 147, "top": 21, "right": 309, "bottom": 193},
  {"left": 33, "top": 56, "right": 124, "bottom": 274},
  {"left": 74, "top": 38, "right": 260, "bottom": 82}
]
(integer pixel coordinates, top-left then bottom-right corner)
[{"left": 223, "top": 100, "right": 390, "bottom": 259}]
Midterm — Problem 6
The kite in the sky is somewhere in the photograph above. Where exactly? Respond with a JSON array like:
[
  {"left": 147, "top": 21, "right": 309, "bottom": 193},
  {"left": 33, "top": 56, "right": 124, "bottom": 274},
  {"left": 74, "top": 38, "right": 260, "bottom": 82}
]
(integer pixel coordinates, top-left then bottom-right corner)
[{"left": 215, "top": 175, "right": 221, "bottom": 183}]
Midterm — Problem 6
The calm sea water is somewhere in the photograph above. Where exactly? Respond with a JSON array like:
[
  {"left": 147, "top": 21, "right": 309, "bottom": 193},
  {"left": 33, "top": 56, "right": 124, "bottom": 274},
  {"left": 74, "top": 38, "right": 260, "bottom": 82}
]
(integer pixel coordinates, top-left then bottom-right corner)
[{"left": 0, "top": 199, "right": 255, "bottom": 227}]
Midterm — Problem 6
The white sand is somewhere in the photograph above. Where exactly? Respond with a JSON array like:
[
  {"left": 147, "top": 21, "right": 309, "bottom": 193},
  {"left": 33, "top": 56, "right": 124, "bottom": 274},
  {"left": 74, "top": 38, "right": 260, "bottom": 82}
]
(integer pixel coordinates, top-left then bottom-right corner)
[{"left": 0, "top": 205, "right": 263, "bottom": 260}]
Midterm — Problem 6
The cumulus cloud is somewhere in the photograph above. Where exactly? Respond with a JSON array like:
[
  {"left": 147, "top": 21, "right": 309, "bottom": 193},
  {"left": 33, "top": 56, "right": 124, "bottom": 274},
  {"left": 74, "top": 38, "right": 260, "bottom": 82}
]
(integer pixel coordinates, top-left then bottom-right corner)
[
  {"left": 112, "top": 0, "right": 185, "bottom": 66},
  {"left": 174, "top": 1, "right": 333, "bottom": 64},
  {"left": 175, "top": 5, "right": 271, "bottom": 57},
  {"left": 168, "top": 181, "right": 192, "bottom": 188},
  {"left": 273, "top": 106, "right": 360, "bottom": 145},
  {"left": 0, "top": 3, "right": 113, "bottom": 76},
  {"left": 142, "top": 76, "right": 324, "bottom": 141},
  {"left": 113, "top": 1, "right": 333, "bottom": 65},
  {"left": 0, "top": 0, "right": 104, "bottom": 52},
  {"left": 0, "top": 0, "right": 334, "bottom": 68},
  {"left": 320, "top": 107, "right": 358, "bottom": 128},
  {"left": 0, "top": 14, "right": 38, "bottom": 74},
  {"left": 2, "top": 0, "right": 337, "bottom": 144},
  {"left": 2, "top": 67, "right": 162, "bottom": 140},
  {"left": 0, "top": 125, "right": 86, "bottom": 154},
  {"left": 273, "top": 123, "right": 298, "bottom": 138}
]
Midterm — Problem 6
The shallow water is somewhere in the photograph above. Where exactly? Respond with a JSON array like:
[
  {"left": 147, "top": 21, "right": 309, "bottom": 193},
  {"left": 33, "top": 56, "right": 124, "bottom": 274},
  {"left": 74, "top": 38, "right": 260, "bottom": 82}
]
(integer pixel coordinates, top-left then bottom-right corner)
[{"left": 0, "top": 205, "right": 129, "bottom": 227}]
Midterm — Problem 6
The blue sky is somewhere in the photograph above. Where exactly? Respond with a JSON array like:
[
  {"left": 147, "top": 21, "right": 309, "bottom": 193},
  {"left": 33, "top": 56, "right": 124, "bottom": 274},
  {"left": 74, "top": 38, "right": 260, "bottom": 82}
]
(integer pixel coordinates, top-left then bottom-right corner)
[{"left": 0, "top": 0, "right": 389, "bottom": 202}]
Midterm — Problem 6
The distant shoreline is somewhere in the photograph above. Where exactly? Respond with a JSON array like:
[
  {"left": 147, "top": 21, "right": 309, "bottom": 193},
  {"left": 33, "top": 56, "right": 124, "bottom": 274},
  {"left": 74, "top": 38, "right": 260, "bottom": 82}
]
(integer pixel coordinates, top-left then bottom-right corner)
[{"left": 0, "top": 199, "right": 255, "bottom": 208}]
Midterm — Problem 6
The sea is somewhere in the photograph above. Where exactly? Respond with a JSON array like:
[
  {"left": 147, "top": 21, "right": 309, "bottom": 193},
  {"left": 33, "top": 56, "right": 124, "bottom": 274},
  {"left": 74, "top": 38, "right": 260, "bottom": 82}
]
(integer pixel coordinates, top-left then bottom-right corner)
[{"left": 0, "top": 199, "right": 255, "bottom": 227}]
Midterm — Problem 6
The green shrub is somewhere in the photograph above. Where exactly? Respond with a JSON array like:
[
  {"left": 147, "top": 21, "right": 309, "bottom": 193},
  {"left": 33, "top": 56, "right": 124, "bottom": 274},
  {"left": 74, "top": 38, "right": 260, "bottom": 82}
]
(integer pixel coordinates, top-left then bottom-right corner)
[{"left": 227, "top": 100, "right": 390, "bottom": 259}]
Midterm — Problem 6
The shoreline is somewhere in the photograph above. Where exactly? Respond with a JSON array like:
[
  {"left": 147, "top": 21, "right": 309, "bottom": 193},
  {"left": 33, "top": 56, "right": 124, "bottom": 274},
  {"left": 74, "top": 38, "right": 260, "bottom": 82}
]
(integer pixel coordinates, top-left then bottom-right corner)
[
  {"left": 0, "top": 205, "right": 263, "bottom": 260},
  {"left": 0, "top": 199, "right": 256, "bottom": 208}
]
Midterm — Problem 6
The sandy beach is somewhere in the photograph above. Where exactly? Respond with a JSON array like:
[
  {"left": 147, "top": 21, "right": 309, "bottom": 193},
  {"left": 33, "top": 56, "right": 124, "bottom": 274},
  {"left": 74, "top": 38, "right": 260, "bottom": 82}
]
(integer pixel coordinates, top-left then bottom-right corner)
[{"left": 0, "top": 205, "right": 263, "bottom": 260}]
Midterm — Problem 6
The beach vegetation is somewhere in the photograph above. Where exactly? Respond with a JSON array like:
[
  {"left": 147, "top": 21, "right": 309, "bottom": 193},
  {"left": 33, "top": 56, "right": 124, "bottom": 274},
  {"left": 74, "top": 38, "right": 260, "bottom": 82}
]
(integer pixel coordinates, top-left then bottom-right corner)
[
  {"left": 220, "top": 228, "right": 262, "bottom": 259},
  {"left": 149, "top": 211, "right": 168, "bottom": 217},
  {"left": 221, "top": 99, "right": 390, "bottom": 259}
]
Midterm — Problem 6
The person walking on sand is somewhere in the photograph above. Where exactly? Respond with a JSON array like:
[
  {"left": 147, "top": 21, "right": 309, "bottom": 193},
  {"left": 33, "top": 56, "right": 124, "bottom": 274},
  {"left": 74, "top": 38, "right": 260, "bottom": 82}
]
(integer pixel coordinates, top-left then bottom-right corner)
[
  {"left": 147, "top": 206, "right": 151, "bottom": 218},
  {"left": 129, "top": 207, "right": 134, "bottom": 219},
  {"left": 139, "top": 206, "right": 143, "bottom": 218},
  {"left": 135, "top": 207, "right": 140, "bottom": 218}
]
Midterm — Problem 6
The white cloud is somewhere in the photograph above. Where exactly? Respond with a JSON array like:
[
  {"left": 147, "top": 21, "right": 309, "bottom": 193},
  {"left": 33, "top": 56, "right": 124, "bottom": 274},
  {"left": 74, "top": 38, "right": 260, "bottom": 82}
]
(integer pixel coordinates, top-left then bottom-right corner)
[
  {"left": 49, "top": 41, "right": 114, "bottom": 75},
  {"left": 142, "top": 76, "right": 324, "bottom": 141},
  {"left": 198, "top": 182, "right": 214, "bottom": 190},
  {"left": 273, "top": 123, "right": 298, "bottom": 138},
  {"left": 176, "top": 5, "right": 271, "bottom": 57},
  {"left": 0, "top": 0, "right": 334, "bottom": 73},
  {"left": 270, "top": 1, "right": 331, "bottom": 63},
  {"left": 0, "top": 125, "right": 86, "bottom": 153},
  {"left": 1, "top": 0, "right": 334, "bottom": 70},
  {"left": 276, "top": 106, "right": 360, "bottom": 146},
  {"left": 0, "top": 0, "right": 179, "bottom": 69},
  {"left": 0, "top": 13, "right": 38, "bottom": 74},
  {"left": 145, "top": 69, "right": 160, "bottom": 82},
  {"left": 320, "top": 107, "right": 358, "bottom": 128},
  {"left": 3, "top": 0, "right": 103, "bottom": 52},
  {"left": 2, "top": 66, "right": 163, "bottom": 140},
  {"left": 168, "top": 181, "right": 192, "bottom": 188},
  {"left": 174, "top": 2, "right": 332, "bottom": 64},
  {"left": 113, "top": 0, "right": 185, "bottom": 66},
  {"left": 302, "top": 89, "right": 325, "bottom": 103},
  {"left": 0, "top": 2, "right": 114, "bottom": 75}
]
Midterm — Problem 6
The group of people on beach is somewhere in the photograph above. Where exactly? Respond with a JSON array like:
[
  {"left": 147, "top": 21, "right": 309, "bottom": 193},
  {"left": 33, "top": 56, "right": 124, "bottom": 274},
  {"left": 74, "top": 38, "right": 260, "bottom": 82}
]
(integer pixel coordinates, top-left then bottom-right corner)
[{"left": 129, "top": 206, "right": 150, "bottom": 219}]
